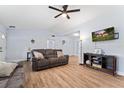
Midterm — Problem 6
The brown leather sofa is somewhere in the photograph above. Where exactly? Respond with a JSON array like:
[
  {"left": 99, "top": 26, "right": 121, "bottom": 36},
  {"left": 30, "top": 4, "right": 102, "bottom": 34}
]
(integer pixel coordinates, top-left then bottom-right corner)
[{"left": 31, "top": 49, "right": 69, "bottom": 71}]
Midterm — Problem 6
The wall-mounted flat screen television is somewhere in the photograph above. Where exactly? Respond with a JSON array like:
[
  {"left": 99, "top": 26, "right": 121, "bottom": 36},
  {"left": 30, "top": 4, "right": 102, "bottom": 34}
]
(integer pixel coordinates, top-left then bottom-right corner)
[{"left": 92, "top": 27, "right": 115, "bottom": 42}]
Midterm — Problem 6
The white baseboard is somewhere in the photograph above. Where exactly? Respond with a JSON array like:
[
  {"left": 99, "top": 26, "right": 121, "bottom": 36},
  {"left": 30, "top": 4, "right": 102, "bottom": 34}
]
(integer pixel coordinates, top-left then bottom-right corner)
[
  {"left": 117, "top": 71, "right": 124, "bottom": 76},
  {"left": 5, "top": 58, "right": 26, "bottom": 63}
]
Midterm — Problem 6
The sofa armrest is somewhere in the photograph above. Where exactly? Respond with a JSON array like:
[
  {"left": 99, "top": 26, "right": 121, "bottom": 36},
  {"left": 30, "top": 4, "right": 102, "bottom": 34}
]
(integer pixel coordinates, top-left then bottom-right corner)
[
  {"left": 32, "top": 58, "right": 43, "bottom": 71},
  {"left": 32, "top": 58, "right": 49, "bottom": 71},
  {"left": 64, "top": 55, "right": 69, "bottom": 62},
  {"left": 32, "top": 57, "right": 41, "bottom": 62}
]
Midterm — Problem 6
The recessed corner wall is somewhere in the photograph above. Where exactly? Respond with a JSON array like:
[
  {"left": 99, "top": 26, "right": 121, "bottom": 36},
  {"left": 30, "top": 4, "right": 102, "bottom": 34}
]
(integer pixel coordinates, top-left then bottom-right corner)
[
  {"left": 0, "top": 24, "right": 7, "bottom": 61},
  {"left": 70, "top": 6, "right": 124, "bottom": 75}
]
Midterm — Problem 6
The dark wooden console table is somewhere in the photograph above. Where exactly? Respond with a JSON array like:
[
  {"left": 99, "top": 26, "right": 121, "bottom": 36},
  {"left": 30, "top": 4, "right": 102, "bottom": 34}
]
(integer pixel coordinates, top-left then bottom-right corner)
[{"left": 84, "top": 53, "right": 116, "bottom": 76}]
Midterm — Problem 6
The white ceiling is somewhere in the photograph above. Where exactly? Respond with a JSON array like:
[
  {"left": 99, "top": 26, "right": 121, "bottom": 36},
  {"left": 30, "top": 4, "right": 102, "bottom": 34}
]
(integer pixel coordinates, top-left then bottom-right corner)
[{"left": 0, "top": 5, "right": 118, "bottom": 34}]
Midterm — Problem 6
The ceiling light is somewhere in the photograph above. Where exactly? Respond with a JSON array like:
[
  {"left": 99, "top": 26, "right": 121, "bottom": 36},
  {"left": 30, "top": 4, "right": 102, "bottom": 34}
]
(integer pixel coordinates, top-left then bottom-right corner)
[
  {"left": 9, "top": 26, "right": 15, "bottom": 28},
  {"left": 1, "top": 34, "right": 5, "bottom": 39},
  {"left": 73, "top": 33, "right": 79, "bottom": 36},
  {"left": 62, "top": 13, "right": 67, "bottom": 17}
]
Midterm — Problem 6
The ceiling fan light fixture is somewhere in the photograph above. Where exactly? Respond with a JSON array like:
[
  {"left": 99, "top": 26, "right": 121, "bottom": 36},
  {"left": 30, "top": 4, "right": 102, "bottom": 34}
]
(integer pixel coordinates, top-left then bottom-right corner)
[
  {"left": 49, "top": 5, "right": 80, "bottom": 19},
  {"left": 62, "top": 13, "right": 67, "bottom": 17}
]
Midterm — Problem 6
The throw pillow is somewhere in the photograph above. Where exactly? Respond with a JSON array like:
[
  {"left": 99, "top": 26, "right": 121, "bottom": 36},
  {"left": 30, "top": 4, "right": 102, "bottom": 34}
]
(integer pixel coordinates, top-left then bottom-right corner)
[
  {"left": 33, "top": 51, "right": 44, "bottom": 59},
  {"left": 57, "top": 51, "right": 64, "bottom": 58},
  {"left": 0, "top": 62, "right": 18, "bottom": 77}
]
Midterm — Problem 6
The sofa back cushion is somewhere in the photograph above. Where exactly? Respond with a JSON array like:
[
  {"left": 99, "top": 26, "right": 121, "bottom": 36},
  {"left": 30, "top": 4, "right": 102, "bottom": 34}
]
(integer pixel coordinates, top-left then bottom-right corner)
[
  {"left": 45, "top": 49, "right": 56, "bottom": 58},
  {"left": 0, "top": 62, "right": 18, "bottom": 77},
  {"left": 46, "top": 55, "right": 57, "bottom": 59},
  {"left": 54, "top": 49, "right": 62, "bottom": 54},
  {"left": 45, "top": 49, "right": 56, "bottom": 55},
  {"left": 32, "top": 49, "right": 63, "bottom": 59}
]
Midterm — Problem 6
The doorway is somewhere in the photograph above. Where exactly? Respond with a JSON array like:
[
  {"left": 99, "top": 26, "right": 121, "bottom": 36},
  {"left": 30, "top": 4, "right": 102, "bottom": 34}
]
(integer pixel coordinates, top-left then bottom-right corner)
[
  {"left": 0, "top": 32, "right": 6, "bottom": 61},
  {"left": 47, "top": 39, "right": 55, "bottom": 49}
]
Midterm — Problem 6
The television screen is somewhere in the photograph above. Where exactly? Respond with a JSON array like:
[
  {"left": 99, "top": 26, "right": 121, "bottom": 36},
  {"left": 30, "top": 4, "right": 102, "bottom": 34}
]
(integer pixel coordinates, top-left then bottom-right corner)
[{"left": 92, "top": 27, "right": 115, "bottom": 42}]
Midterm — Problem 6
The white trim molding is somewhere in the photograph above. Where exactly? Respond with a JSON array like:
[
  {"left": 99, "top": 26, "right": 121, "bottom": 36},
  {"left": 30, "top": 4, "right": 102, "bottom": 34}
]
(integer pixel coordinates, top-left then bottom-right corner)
[{"left": 117, "top": 71, "right": 124, "bottom": 76}]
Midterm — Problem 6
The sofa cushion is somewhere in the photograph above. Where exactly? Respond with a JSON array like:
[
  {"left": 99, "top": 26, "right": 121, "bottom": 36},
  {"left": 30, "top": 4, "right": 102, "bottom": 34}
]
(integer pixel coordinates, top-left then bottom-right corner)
[
  {"left": 6, "top": 67, "right": 24, "bottom": 88},
  {"left": 0, "top": 79, "right": 8, "bottom": 88},
  {"left": 0, "top": 62, "right": 18, "bottom": 77},
  {"left": 46, "top": 55, "right": 57, "bottom": 59},
  {"left": 37, "top": 59, "right": 49, "bottom": 66},
  {"left": 4, "top": 67, "right": 24, "bottom": 88},
  {"left": 45, "top": 49, "right": 55, "bottom": 55},
  {"left": 49, "top": 58, "right": 59, "bottom": 64},
  {"left": 58, "top": 57, "right": 67, "bottom": 62},
  {"left": 0, "top": 66, "right": 24, "bottom": 88}
]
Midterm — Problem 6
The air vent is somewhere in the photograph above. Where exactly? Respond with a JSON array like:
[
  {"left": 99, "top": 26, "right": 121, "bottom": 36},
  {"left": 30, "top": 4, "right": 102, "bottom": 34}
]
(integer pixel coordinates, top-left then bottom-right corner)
[
  {"left": 9, "top": 26, "right": 15, "bottom": 28},
  {"left": 51, "top": 35, "right": 55, "bottom": 37}
]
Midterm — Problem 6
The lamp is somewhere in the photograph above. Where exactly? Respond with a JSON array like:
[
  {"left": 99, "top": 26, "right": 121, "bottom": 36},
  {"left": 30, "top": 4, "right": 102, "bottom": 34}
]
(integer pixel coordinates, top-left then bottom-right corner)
[
  {"left": 80, "top": 36, "right": 83, "bottom": 41},
  {"left": 79, "top": 35, "right": 84, "bottom": 65}
]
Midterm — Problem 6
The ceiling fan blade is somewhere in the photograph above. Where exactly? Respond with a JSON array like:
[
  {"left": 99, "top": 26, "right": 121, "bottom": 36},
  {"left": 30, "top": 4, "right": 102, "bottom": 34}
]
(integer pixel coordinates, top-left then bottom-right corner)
[
  {"left": 67, "top": 9, "right": 80, "bottom": 13},
  {"left": 49, "top": 6, "right": 63, "bottom": 12},
  {"left": 54, "top": 13, "right": 63, "bottom": 18},
  {"left": 63, "top": 5, "right": 68, "bottom": 11},
  {"left": 67, "top": 14, "right": 70, "bottom": 19}
]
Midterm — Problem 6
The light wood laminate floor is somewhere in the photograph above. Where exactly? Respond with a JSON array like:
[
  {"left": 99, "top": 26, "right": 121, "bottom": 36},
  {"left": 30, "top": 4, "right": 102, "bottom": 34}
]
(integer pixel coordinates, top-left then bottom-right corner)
[{"left": 23, "top": 56, "right": 124, "bottom": 88}]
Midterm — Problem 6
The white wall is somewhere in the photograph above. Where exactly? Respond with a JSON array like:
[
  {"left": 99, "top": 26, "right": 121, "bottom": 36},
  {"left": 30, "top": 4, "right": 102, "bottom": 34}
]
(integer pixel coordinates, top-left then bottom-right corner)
[
  {"left": 50, "top": 36, "right": 79, "bottom": 55},
  {"left": 6, "top": 28, "right": 80, "bottom": 61},
  {"left": 6, "top": 29, "right": 50, "bottom": 61},
  {"left": 6, "top": 29, "right": 80, "bottom": 62},
  {"left": 0, "top": 25, "right": 6, "bottom": 61},
  {"left": 67, "top": 6, "right": 124, "bottom": 75}
]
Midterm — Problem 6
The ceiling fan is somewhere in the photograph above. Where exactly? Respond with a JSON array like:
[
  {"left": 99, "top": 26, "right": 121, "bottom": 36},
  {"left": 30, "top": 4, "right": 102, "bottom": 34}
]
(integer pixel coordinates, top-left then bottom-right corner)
[{"left": 49, "top": 5, "right": 80, "bottom": 19}]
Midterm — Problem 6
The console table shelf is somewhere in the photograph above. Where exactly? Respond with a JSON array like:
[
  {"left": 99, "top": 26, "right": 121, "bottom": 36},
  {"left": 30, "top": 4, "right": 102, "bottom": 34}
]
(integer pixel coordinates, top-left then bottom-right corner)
[{"left": 84, "top": 53, "right": 116, "bottom": 76}]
